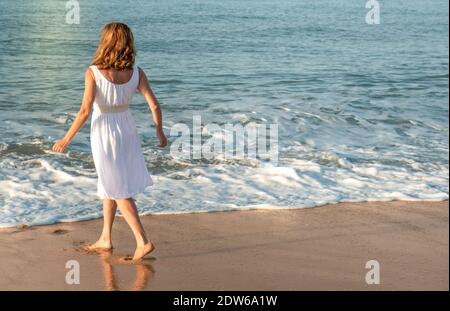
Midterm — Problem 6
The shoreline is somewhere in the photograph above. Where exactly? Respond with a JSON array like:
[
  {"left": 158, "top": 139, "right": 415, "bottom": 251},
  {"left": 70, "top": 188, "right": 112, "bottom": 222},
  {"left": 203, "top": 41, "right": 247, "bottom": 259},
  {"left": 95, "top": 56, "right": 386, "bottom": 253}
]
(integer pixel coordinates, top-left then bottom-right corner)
[
  {"left": 0, "top": 200, "right": 448, "bottom": 290},
  {"left": 1, "top": 198, "right": 448, "bottom": 230}
]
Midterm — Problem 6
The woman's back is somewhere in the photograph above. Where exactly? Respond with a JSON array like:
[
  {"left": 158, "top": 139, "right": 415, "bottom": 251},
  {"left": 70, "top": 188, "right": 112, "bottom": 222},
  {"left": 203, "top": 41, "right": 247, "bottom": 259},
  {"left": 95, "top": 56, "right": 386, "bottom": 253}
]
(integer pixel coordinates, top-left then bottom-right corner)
[
  {"left": 98, "top": 68, "right": 134, "bottom": 85},
  {"left": 90, "top": 64, "right": 139, "bottom": 109}
]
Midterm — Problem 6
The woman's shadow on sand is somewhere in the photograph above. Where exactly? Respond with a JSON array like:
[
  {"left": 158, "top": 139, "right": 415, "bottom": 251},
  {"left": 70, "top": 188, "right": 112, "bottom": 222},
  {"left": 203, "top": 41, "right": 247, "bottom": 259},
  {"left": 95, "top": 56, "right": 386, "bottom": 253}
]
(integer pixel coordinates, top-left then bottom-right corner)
[{"left": 85, "top": 249, "right": 155, "bottom": 291}]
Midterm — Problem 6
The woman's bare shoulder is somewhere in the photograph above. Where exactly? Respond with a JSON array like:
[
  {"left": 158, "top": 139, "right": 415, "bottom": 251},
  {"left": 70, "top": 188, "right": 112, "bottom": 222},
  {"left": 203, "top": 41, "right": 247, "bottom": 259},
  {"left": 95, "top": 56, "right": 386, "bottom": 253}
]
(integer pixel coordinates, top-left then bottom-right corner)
[
  {"left": 85, "top": 67, "right": 96, "bottom": 81},
  {"left": 138, "top": 66, "right": 145, "bottom": 76},
  {"left": 137, "top": 66, "right": 150, "bottom": 81}
]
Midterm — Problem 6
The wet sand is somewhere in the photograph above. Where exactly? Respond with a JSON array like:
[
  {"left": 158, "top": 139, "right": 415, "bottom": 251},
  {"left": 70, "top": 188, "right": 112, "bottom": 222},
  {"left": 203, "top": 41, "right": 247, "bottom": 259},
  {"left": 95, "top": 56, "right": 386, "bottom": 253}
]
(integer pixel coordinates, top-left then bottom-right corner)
[{"left": 0, "top": 201, "right": 448, "bottom": 290}]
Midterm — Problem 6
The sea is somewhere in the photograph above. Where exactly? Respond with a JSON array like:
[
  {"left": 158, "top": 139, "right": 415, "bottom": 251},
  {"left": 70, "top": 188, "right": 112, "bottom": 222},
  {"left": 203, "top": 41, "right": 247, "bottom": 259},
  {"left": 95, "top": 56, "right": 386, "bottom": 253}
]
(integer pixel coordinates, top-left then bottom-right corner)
[{"left": 0, "top": 0, "right": 448, "bottom": 227}]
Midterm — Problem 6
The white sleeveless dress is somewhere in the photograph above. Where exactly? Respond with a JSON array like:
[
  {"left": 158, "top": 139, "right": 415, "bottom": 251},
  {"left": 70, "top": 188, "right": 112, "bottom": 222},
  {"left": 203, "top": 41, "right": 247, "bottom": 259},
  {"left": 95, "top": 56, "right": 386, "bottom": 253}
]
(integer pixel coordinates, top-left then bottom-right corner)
[{"left": 89, "top": 64, "right": 153, "bottom": 199}]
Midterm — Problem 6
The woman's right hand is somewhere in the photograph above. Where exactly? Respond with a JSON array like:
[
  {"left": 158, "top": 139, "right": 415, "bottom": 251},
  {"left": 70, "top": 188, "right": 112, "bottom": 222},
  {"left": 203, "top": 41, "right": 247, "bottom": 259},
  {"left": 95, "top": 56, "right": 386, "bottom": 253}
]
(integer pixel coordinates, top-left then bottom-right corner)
[
  {"left": 52, "top": 138, "right": 70, "bottom": 153},
  {"left": 157, "top": 130, "right": 167, "bottom": 148}
]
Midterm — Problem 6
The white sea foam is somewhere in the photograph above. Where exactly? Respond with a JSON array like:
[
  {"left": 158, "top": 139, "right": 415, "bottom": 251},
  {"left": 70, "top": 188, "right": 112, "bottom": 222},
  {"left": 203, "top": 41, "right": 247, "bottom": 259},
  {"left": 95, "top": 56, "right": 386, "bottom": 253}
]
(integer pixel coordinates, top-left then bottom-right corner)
[
  {"left": 0, "top": 149, "right": 447, "bottom": 228},
  {"left": 0, "top": 157, "right": 100, "bottom": 228}
]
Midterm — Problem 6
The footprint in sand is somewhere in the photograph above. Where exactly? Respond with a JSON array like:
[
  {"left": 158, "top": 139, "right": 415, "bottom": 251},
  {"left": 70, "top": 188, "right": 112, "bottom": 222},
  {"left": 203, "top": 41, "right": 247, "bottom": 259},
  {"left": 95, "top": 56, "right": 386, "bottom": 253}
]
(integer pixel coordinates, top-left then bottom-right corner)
[
  {"left": 8, "top": 224, "right": 32, "bottom": 234},
  {"left": 16, "top": 224, "right": 30, "bottom": 230},
  {"left": 72, "top": 241, "right": 87, "bottom": 251},
  {"left": 117, "top": 255, "right": 157, "bottom": 264},
  {"left": 52, "top": 229, "right": 69, "bottom": 235}
]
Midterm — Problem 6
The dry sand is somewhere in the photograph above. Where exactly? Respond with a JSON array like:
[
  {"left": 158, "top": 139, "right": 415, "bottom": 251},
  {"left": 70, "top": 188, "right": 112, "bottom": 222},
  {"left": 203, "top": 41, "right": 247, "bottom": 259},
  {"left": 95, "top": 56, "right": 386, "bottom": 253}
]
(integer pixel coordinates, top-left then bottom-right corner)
[{"left": 0, "top": 201, "right": 448, "bottom": 290}]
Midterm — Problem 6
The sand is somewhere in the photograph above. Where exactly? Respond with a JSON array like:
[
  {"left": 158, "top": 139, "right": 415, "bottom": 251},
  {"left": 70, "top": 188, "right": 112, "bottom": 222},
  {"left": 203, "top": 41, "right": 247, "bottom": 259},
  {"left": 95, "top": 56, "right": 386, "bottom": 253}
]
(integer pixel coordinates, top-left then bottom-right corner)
[{"left": 0, "top": 200, "right": 447, "bottom": 290}]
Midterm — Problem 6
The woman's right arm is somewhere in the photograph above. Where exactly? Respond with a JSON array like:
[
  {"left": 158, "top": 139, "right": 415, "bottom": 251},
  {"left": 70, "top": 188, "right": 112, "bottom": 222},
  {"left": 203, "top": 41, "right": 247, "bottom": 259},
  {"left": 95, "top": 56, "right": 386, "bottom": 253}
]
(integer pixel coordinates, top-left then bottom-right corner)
[
  {"left": 138, "top": 67, "right": 167, "bottom": 147},
  {"left": 52, "top": 68, "right": 95, "bottom": 153}
]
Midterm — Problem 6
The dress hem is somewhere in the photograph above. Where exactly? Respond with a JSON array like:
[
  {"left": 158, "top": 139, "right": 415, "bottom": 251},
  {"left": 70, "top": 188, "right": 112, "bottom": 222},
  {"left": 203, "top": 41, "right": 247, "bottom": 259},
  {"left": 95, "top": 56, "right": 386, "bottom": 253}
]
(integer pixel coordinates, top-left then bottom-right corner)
[{"left": 97, "top": 180, "right": 153, "bottom": 200}]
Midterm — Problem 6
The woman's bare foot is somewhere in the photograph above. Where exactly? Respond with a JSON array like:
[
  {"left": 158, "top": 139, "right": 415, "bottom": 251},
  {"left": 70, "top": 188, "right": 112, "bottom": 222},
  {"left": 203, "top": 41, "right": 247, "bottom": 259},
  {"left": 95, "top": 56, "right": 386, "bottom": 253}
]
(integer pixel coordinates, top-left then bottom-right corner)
[
  {"left": 83, "top": 239, "right": 113, "bottom": 252},
  {"left": 132, "top": 242, "right": 155, "bottom": 261}
]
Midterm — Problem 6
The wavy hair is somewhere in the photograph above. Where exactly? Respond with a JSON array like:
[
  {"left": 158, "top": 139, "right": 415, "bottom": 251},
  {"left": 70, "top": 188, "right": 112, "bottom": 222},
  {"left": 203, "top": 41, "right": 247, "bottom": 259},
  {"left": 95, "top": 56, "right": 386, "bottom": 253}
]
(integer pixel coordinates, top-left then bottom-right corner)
[{"left": 92, "top": 22, "right": 136, "bottom": 70}]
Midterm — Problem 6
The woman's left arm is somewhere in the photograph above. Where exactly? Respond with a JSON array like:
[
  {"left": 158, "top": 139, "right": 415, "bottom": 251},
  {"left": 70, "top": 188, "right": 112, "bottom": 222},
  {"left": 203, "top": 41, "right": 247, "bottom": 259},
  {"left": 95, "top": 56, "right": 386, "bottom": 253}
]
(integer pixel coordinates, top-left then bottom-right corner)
[{"left": 52, "top": 68, "right": 96, "bottom": 153}]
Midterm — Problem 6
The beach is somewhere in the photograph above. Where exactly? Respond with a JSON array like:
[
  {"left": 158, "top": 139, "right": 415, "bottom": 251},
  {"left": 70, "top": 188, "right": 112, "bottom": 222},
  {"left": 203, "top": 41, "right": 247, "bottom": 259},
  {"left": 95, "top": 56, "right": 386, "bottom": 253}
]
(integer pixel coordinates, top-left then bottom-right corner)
[
  {"left": 0, "top": 200, "right": 447, "bottom": 291},
  {"left": 0, "top": 0, "right": 447, "bottom": 294}
]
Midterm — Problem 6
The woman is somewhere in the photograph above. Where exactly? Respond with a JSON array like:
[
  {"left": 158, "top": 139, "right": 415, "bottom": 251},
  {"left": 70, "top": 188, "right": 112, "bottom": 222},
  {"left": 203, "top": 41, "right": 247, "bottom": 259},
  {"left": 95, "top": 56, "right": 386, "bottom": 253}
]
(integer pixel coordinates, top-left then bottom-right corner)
[{"left": 52, "top": 22, "right": 167, "bottom": 260}]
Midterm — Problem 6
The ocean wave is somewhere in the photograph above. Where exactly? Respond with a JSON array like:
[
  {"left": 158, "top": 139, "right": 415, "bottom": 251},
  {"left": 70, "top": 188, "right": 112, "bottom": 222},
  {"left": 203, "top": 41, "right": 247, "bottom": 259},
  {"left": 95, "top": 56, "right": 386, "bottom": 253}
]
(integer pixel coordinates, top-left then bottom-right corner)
[{"left": 0, "top": 148, "right": 447, "bottom": 228}]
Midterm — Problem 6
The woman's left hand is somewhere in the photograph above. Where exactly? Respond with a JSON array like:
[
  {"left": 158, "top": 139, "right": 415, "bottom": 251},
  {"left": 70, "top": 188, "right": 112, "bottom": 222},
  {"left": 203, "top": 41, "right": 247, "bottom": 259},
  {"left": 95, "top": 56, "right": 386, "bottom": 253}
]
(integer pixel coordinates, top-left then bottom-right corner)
[
  {"left": 52, "top": 138, "right": 70, "bottom": 153},
  {"left": 157, "top": 130, "right": 168, "bottom": 148}
]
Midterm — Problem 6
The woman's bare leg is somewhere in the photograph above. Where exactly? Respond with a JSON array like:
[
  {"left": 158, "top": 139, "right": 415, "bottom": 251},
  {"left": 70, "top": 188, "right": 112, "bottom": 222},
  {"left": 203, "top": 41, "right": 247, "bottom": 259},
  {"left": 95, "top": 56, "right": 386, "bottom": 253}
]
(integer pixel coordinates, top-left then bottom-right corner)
[
  {"left": 86, "top": 199, "right": 117, "bottom": 250},
  {"left": 115, "top": 198, "right": 155, "bottom": 260}
]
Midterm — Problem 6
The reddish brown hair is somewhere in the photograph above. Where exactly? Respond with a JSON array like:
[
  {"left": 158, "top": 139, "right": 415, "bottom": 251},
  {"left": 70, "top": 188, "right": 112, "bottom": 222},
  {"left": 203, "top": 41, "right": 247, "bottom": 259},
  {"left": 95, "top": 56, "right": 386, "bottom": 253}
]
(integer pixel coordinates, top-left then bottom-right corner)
[{"left": 92, "top": 22, "right": 135, "bottom": 70}]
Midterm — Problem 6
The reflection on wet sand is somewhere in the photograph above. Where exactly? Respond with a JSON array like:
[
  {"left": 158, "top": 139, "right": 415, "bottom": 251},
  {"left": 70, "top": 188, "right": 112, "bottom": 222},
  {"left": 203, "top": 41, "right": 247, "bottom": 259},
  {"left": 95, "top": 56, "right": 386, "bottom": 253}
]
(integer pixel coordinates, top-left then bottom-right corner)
[{"left": 96, "top": 250, "right": 155, "bottom": 291}]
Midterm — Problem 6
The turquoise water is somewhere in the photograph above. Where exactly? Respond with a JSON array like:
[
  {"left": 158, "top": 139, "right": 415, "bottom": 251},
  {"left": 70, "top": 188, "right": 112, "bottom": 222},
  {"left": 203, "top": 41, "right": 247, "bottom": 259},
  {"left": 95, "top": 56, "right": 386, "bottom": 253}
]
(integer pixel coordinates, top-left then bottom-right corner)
[{"left": 0, "top": 0, "right": 448, "bottom": 227}]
